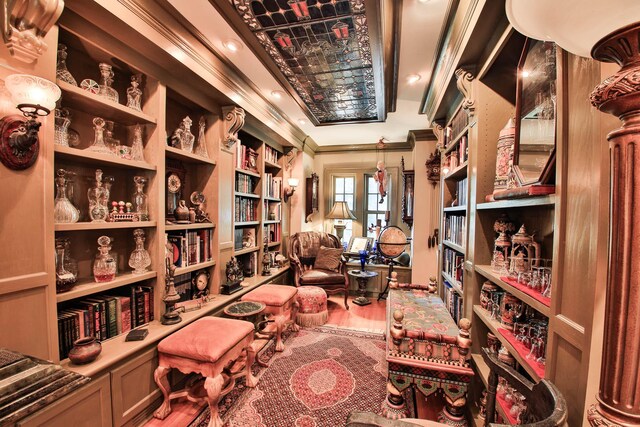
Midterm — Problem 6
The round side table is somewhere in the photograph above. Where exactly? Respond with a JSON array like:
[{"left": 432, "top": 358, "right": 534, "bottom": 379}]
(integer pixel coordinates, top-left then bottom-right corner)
[
  {"left": 224, "top": 300, "right": 266, "bottom": 329},
  {"left": 348, "top": 270, "right": 378, "bottom": 306}
]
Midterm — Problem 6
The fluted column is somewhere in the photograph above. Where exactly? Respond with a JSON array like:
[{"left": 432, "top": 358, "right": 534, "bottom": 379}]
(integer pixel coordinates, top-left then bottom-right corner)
[{"left": 588, "top": 23, "right": 640, "bottom": 427}]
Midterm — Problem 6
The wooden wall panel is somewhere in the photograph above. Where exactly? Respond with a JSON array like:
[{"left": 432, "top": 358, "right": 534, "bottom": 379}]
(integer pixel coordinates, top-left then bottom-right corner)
[
  {"left": 550, "top": 337, "right": 584, "bottom": 427},
  {"left": 0, "top": 286, "right": 51, "bottom": 359}
]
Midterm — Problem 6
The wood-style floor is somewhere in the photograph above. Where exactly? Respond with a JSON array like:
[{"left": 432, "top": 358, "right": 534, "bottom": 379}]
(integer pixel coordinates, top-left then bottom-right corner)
[{"left": 143, "top": 293, "right": 388, "bottom": 426}]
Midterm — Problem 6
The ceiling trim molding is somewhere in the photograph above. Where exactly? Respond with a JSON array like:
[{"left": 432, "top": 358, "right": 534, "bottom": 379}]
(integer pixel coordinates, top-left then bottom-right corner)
[
  {"left": 387, "top": 0, "right": 402, "bottom": 113},
  {"left": 407, "top": 129, "right": 436, "bottom": 148},
  {"left": 315, "top": 140, "right": 413, "bottom": 153}
]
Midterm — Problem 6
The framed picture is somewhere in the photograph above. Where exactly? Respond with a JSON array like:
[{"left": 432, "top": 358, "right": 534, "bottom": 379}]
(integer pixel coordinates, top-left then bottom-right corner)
[
  {"left": 305, "top": 173, "right": 319, "bottom": 223},
  {"left": 346, "top": 236, "right": 373, "bottom": 256}
]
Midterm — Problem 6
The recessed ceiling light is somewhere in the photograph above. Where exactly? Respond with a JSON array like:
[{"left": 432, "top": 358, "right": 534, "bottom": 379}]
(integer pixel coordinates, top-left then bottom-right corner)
[
  {"left": 418, "top": 0, "right": 431, "bottom": 3},
  {"left": 406, "top": 74, "right": 422, "bottom": 84},
  {"left": 522, "top": 70, "right": 530, "bottom": 78},
  {"left": 271, "top": 90, "right": 284, "bottom": 100},
  {"left": 223, "top": 39, "right": 242, "bottom": 52},
  {"left": 298, "top": 118, "right": 307, "bottom": 126}
]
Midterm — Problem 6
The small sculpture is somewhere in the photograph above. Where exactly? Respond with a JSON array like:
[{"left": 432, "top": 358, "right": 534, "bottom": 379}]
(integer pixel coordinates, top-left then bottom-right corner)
[
  {"left": 190, "top": 191, "right": 211, "bottom": 223},
  {"left": 173, "top": 200, "right": 190, "bottom": 223},
  {"left": 170, "top": 116, "right": 195, "bottom": 153},
  {"left": 126, "top": 74, "right": 142, "bottom": 111},
  {"left": 225, "top": 257, "right": 243, "bottom": 284},
  {"left": 193, "top": 116, "right": 209, "bottom": 158},
  {"left": 261, "top": 240, "right": 271, "bottom": 276},
  {"left": 161, "top": 242, "right": 182, "bottom": 325},
  {"left": 373, "top": 160, "right": 388, "bottom": 203}
]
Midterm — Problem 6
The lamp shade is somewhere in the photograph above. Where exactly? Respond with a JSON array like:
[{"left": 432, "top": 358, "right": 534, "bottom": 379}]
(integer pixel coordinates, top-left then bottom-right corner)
[
  {"left": 505, "top": 0, "right": 640, "bottom": 58},
  {"left": 287, "top": 177, "right": 299, "bottom": 188},
  {"left": 5, "top": 74, "right": 61, "bottom": 115},
  {"left": 326, "top": 201, "right": 356, "bottom": 220}
]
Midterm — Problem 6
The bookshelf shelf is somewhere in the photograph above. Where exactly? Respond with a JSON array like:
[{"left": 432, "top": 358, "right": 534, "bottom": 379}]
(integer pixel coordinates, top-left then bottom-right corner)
[
  {"left": 54, "top": 145, "right": 157, "bottom": 171},
  {"left": 444, "top": 205, "right": 467, "bottom": 213},
  {"left": 477, "top": 195, "right": 556, "bottom": 210},
  {"left": 235, "top": 221, "right": 260, "bottom": 226},
  {"left": 263, "top": 220, "right": 281, "bottom": 224},
  {"left": 175, "top": 260, "right": 216, "bottom": 276},
  {"left": 263, "top": 196, "right": 281, "bottom": 202},
  {"left": 57, "top": 80, "right": 157, "bottom": 126},
  {"left": 442, "top": 240, "right": 465, "bottom": 254},
  {"left": 268, "top": 241, "right": 281, "bottom": 247},
  {"left": 165, "top": 146, "right": 216, "bottom": 165},
  {"left": 234, "top": 246, "right": 259, "bottom": 256},
  {"left": 55, "top": 221, "right": 157, "bottom": 231},
  {"left": 443, "top": 124, "right": 472, "bottom": 155},
  {"left": 442, "top": 271, "right": 463, "bottom": 295},
  {"left": 264, "top": 159, "right": 281, "bottom": 169},
  {"left": 235, "top": 168, "right": 261, "bottom": 178},
  {"left": 165, "top": 223, "right": 215, "bottom": 231},
  {"left": 56, "top": 271, "right": 157, "bottom": 303},
  {"left": 234, "top": 191, "right": 260, "bottom": 199},
  {"left": 444, "top": 161, "right": 468, "bottom": 180}
]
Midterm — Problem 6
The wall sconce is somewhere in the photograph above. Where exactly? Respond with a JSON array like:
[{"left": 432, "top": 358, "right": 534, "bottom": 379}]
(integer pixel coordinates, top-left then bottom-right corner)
[
  {"left": 0, "top": 74, "right": 61, "bottom": 170},
  {"left": 283, "top": 177, "right": 299, "bottom": 202}
]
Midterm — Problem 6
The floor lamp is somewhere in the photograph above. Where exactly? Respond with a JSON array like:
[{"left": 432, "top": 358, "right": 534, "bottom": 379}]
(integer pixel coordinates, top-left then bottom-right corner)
[{"left": 326, "top": 201, "right": 356, "bottom": 244}]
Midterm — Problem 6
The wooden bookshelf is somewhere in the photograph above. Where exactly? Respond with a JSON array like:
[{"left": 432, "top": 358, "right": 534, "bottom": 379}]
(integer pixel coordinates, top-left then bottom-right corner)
[
  {"left": 444, "top": 161, "right": 468, "bottom": 180},
  {"left": 175, "top": 260, "right": 217, "bottom": 276},
  {"left": 234, "top": 246, "right": 259, "bottom": 256},
  {"left": 235, "top": 221, "right": 260, "bottom": 226},
  {"left": 443, "top": 240, "right": 465, "bottom": 254},
  {"left": 56, "top": 271, "right": 157, "bottom": 303},
  {"left": 442, "top": 271, "right": 463, "bottom": 295},
  {"left": 54, "top": 145, "right": 157, "bottom": 171},
  {"left": 477, "top": 195, "right": 556, "bottom": 210},
  {"left": 165, "top": 145, "right": 216, "bottom": 165},
  {"left": 443, "top": 205, "right": 467, "bottom": 213},
  {"left": 235, "top": 191, "right": 260, "bottom": 199},
  {"left": 165, "top": 223, "right": 215, "bottom": 231},
  {"left": 55, "top": 221, "right": 156, "bottom": 231},
  {"left": 235, "top": 168, "right": 261, "bottom": 178}
]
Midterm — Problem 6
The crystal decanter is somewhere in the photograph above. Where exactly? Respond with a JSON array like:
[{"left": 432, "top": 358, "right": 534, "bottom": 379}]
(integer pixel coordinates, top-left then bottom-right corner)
[
  {"left": 130, "top": 124, "right": 145, "bottom": 161},
  {"left": 55, "top": 238, "right": 77, "bottom": 293},
  {"left": 56, "top": 44, "right": 78, "bottom": 86},
  {"left": 94, "top": 236, "right": 116, "bottom": 283},
  {"left": 104, "top": 120, "right": 120, "bottom": 155},
  {"left": 126, "top": 74, "right": 142, "bottom": 111},
  {"left": 87, "top": 117, "right": 114, "bottom": 155},
  {"left": 54, "top": 169, "right": 80, "bottom": 223},
  {"left": 54, "top": 108, "right": 71, "bottom": 146},
  {"left": 97, "top": 63, "right": 119, "bottom": 103},
  {"left": 177, "top": 116, "right": 195, "bottom": 153},
  {"left": 193, "top": 116, "right": 209, "bottom": 158},
  {"left": 132, "top": 176, "right": 149, "bottom": 220},
  {"left": 129, "top": 228, "right": 151, "bottom": 274},
  {"left": 88, "top": 169, "right": 110, "bottom": 222}
]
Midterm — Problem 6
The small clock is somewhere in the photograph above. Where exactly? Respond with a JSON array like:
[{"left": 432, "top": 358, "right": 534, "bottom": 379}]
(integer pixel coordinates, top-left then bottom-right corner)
[
  {"left": 192, "top": 269, "right": 211, "bottom": 299},
  {"left": 167, "top": 173, "right": 181, "bottom": 193}
]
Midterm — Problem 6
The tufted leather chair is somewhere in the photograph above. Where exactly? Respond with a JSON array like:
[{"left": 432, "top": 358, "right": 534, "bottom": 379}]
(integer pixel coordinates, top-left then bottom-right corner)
[{"left": 289, "top": 231, "right": 349, "bottom": 310}]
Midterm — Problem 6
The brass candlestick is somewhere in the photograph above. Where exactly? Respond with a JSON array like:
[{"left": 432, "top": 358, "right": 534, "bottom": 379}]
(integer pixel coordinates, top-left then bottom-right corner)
[{"left": 161, "top": 243, "right": 182, "bottom": 325}]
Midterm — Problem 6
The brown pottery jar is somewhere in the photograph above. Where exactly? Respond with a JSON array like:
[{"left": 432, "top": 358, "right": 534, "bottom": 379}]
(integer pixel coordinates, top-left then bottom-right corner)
[{"left": 68, "top": 337, "right": 102, "bottom": 365}]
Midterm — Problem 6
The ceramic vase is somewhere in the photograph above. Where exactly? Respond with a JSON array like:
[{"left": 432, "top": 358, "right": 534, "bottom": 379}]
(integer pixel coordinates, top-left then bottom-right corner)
[{"left": 68, "top": 337, "right": 102, "bottom": 365}]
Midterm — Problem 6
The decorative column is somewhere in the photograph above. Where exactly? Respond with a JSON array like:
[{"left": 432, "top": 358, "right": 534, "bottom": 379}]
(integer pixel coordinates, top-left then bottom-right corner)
[{"left": 588, "top": 23, "right": 640, "bottom": 427}]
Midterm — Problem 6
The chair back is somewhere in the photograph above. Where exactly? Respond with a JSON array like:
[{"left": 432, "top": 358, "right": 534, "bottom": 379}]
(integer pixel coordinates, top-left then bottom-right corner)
[{"left": 289, "top": 231, "right": 341, "bottom": 267}]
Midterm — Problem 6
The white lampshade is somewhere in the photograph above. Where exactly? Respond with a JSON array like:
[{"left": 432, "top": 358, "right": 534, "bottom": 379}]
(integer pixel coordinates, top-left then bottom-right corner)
[
  {"left": 5, "top": 74, "right": 61, "bottom": 115},
  {"left": 505, "top": 0, "right": 640, "bottom": 58},
  {"left": 287, "top": 177, "right": 299, "bottom": 188}
]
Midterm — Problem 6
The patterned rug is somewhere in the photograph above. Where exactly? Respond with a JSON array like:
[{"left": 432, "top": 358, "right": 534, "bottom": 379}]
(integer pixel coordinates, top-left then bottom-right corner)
[{"left": 188, "top": 327, "right": 392, "bottom": 427}]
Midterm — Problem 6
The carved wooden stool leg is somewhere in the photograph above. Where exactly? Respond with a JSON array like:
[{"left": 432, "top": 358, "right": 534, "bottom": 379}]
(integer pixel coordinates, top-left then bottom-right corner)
[
  {"left": 204, "top": 374, "right": 225, "bottom": 427},
  {"left": 290, "top": 300, "right": 300, "bottom": 332},
  {"left": 275, "top": 316, "right": 285, "bottom": 352},
  {"left": 381, "top": 381, "right": 408, "bottom": 419},
  {"left": 153, "top": 365, "right": 172, "bottom": 420},
  {"left": 245, "top": 345, "right": 258, "bottom": 387},
  {"left": 438, "top": 396, "right": 468, "bottom": 427}
]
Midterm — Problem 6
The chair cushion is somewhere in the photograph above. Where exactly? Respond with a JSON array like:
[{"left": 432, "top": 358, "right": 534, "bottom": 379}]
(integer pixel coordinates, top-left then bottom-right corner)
[
  {"left": 299, "top": 268, "right": 345, "bottom": 285},
  {"left": 296, "top": 286, "right": 328, "bottom": 314},
  {"left": 313, "top": 246, "right": 343, "bottom": 271},
  {"left": 241, "top": 284, "right": 297, "bottom": 306},
  {"left": 158, "top": 317, "right": 254, "bottom": 363}
]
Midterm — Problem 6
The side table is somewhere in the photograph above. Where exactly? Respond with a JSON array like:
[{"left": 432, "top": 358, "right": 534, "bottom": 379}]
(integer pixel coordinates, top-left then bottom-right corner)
[
  {"left": 348, "top": 270, "right": 378, "bottom": 306},
  {"left": 224, "top": 300, "right": 266, "bottom": 329}
]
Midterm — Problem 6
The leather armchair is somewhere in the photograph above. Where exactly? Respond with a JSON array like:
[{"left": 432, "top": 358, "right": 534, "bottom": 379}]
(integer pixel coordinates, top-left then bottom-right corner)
[{"left": 289, "top": 231, "right": 349, "bottom": 310}]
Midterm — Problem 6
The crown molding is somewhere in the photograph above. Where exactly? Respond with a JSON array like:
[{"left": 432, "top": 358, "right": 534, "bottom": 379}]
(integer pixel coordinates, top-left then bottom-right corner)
[{"left": 315, "top": 140, "right": 413, "bottom": 153}]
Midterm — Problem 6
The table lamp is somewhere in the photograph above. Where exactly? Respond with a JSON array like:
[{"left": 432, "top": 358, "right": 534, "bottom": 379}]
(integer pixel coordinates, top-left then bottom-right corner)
[{"left": 326, "top": 201, "right": 356, "bottom": 242}]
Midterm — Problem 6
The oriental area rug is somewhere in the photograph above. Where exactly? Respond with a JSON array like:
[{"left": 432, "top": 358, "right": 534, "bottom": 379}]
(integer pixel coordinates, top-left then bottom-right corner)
[{"left": 188, "top": 327, "right": 397, "bottom": 427}]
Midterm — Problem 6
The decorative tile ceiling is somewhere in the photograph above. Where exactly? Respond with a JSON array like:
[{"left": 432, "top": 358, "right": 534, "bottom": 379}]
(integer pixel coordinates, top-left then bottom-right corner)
[{"left": 229, "top": 0, "right": 380, "bottom": 124}]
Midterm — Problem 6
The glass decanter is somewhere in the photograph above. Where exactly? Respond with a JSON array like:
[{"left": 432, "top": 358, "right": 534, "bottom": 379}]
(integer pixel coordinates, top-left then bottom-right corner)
[
  {"left": 55, "top": 238, "right": 77, "bottom": 293},
  {"left": 97, "top": 63, "right": 119, "bottom": 103},
  {"left": 130, "top": 124, "right": 145, "bottom": 161},
  {"left": 94, "top": 236, "right": 116, "bottom": 282},
  {"left": 177, "top": 116, "right": 195, "bottom": 153},
  {"left": 54, "top": 108, "right": 71, "bottom": 146},
  {"left": 126, "top": 74, "right": 142, "bottom": 111},
  {"left": 88, "top": 169, "right": 110, "bottom": 222},
  {"left": 193, "top": 116, "right": 209, "bottom": 158},
  {"left": 104, "top": 120, "right": 120, "bottom": 155},
  {"left": 132, "top": 176, "right": 149, "bottom": 220},
  {"left": 54, "top": 169, "right": 80, "bottom": 223},
  {"left": 61, "top": 238, "right": 79, "bottom": 278},
  {"left": 56, "top": 44, "right": 77, "bottom": 86},
  {"left": 87, "top": 117, "right": 114, "bottom": 155},
  {"left": 129, "top": 228, "right": 151, "bottom": 274}
]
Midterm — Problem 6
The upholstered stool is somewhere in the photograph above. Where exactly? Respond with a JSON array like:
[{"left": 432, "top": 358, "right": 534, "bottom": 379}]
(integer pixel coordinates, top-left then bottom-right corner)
[
  {"left": 241, "top": 284, "right": 299, "bottom": 352},
  {"left": 153, "top": 317, "right": 258, "bottom": 427},
  {"left": 295, "top": 286, "right": 328, "bottom": 327}
]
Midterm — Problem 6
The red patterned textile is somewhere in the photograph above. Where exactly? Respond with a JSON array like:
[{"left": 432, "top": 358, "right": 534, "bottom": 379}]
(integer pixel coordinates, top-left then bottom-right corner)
[
  {"left": 296, "top": 286, "right": 328, "bottom": 327},
  {"left": 242, "top": 284, "right": 297, "bottom": 307}
]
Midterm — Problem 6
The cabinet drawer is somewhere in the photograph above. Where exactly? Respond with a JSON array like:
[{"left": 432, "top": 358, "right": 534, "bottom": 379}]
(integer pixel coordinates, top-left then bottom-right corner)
[
  {"left": 17, "top": 374, "right": 112, "bottom": 427},
  {"left": 111, "top": 347, "right": 160, "bottom": 427}
]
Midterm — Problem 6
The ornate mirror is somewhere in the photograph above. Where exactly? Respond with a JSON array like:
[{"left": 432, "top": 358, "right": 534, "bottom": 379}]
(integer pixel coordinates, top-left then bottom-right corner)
[
  {"left": 514, "top": 39, "right": 557, "bottom": 186},
  {"left": 305, "top": 173, "right": 319, "bottom": 223}
]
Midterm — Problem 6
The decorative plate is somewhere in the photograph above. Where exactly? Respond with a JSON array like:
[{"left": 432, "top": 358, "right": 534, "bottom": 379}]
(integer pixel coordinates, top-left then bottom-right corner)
[{"left": 80, "top": 79, "right": 99, "bottom": 94}]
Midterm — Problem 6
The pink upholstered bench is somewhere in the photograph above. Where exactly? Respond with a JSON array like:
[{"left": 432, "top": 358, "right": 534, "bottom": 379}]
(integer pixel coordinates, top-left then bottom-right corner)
[
  {"left": 241, "top": 284, "right": 299, "bottom": 351},
  {"left": 295, "top": 286, "right": 328, "bottom": 327},
  {"left": 153, "top": 317, "right": 258, "bottom": 427}
]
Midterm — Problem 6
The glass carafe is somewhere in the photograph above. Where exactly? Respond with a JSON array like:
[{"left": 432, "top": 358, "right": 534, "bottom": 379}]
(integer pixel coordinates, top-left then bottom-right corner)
[
  {"left": 193, "top": 116, "right": 209, "bottom": 158},
  {"left": 54, "top": 169, "right": 80, "bottom": 223},
  {"left": 129, "top": 228, "right": 151, "bottom": 274},
  {"left": 132, "top": 176, "right": 149, "bottom": 220},
  {"left": 87, "top": 117, "right": 114, "bottom": 155},
  {"left": 94, "top": 236, "right": 116, "bottom": 282},
  {"left": 61, "top": 238, "right": 78, "bottom": 278},
  {"left": 130, "top": 124, "right": 145, "bottom": 161},
  {"left": 126, "top": 74, "right": 142, "bottom": 111},
  {"left": 55, "top": 238, "right": 77, "bottom": 293},
  {"left": 56, "top": 44, "right": 78, "bottom": 86},
  {"left": 104, "top": 120, "right": 120, "bottom": 155},
  {"left": 88, "top": 169, "right": 110, "bottom": 222},
  {"left": 97, "top": 63, "right": 119, "bottom": 103},
  {"left": 54, "top": 108, "right": 71, "bottom": 147}
]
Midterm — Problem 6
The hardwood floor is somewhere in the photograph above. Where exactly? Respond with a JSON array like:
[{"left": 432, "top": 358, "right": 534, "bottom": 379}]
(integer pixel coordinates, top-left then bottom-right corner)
[{"left": 325, "top": 294, "right": 387, "bottom": 332}]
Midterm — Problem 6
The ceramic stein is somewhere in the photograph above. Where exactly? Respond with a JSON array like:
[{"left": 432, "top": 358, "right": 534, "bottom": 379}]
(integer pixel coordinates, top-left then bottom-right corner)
[
  {"left": 174, "top": 200, "right": 190, "bottom": 222},
  {"left": 510, "top": 225, "right": 541, "bottom": 273},
  {"left": 480, "top": 281, "right": 498, "bottom": 310},
  {"left": 500, "top": 292, "right": 523, "bottom": 330},
  {"left": 68, "top": 337, "right": 102, "bottom": 365}
]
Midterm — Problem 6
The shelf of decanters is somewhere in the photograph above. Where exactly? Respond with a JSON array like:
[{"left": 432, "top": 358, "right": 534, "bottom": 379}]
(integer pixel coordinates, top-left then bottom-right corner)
[
  {"left": 56, "top": 271, "right": 157, "bottom": 303},
  {"left": 56, "top": 80, "right": 157, "bottom": 126},
  {"left": 54, "top": 145, "right": 156, "bottom": 171},
  {"left": 165, "top": 146, "right": 216, "bottom": 166},
  {"left": 55, "top": 220, "right": 157, "bottom": 231}
]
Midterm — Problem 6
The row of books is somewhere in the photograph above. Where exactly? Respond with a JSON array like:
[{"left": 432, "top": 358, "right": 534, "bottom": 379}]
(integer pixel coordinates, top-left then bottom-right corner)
[
  {"left": 167, "top": 229, "right": 214, "bottom": 268},
  {"left": 453, "top": 178, "right": 468, "bottom": 207},
  {"left": 57, "top": 285, "right": 153, "bottom": 359},
  {"left": 443, "top": 247, "right": 464, "bottom": 288},
  {"left": 443, "top": 281, "right": 464, "bottom": 325},
  {"left": 235, "top": 143, "right": 257, "bottom": 171},
  {"left": 234, "top": 227, "right": 256, "bottom": 251},
  {"left": 236, "top": 252, "right": 258, "bottom": 277},
  {"left": 264, "top": 223, "right": 281, "bottom": 243},
  {"left": 445, "top": 135, "right": 468, "bottom": 171},
  {"left": 264, "top": 174, "right": 282, "bottom": 199},
  {"left": 236, "top": 173, "right": 255, "bottom": 194},
  {"left": 235, "top": 197, "right": 257, "bottom": 222},
  {"left": 263, "top": 200, "right": 281, "bottom": 221},
  {"left": 444, "top": 214, "right": 466, "bottom": 247},
  {"left": 443, "top": 111, "right": 469, "bottom": 149},
  {"left": 264, "top": 145, "right": 280, "bottom": 164}
]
